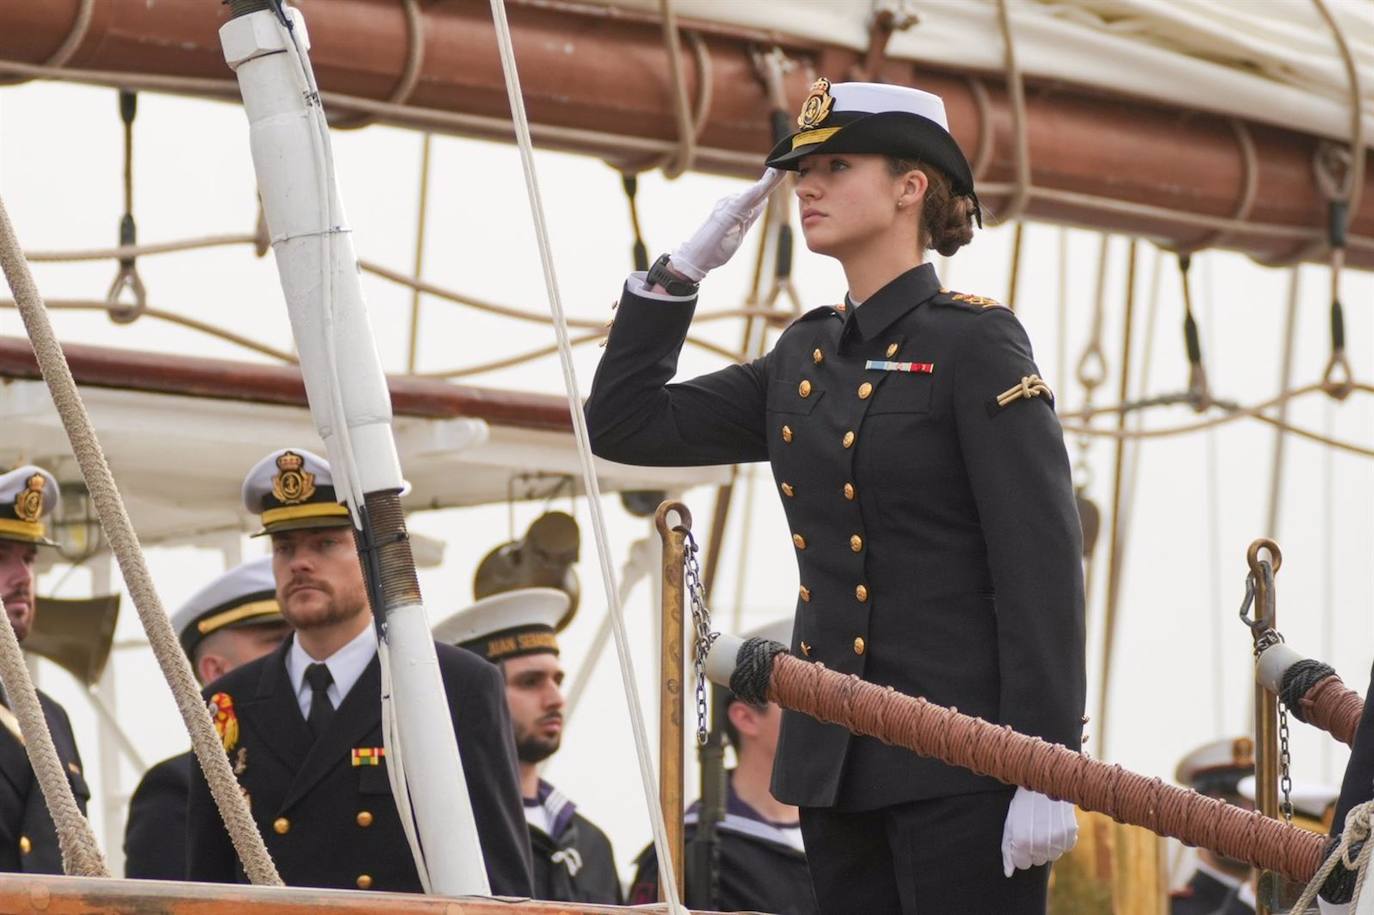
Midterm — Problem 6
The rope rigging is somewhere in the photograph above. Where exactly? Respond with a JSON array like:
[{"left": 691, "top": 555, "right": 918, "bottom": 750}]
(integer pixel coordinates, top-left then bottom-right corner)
[{"left": 106, "top": 89, "right": 146, "bottom": 324}]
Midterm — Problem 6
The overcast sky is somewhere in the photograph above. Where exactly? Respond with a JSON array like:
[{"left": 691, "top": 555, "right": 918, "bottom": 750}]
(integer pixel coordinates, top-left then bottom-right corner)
[{"left": 2, "top": 70, "right": 1373, "bottom": 886}]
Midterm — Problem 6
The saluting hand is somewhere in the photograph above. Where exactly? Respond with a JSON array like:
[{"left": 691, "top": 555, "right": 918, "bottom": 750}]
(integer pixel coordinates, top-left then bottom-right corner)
[
  {"left": 1000, "top": 787, "right": 1078, "bottom": 877},
  {"left": 670, "top": 168, "right": 786, "bottom": 282}
]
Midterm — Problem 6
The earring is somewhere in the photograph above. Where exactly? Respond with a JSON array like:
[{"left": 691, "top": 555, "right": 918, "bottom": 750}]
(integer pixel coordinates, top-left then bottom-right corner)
[{"left": 896, "top": 201, "right": 904, "bottom": 209}]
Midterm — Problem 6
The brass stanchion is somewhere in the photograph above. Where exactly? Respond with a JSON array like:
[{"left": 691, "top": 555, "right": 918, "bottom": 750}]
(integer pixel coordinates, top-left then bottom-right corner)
[
  {"left": 654, "top": 501, "right": 691, "bottom": 903},
  {"left": 1245, "top": 537, "right": 1283, "bottom": 914}
]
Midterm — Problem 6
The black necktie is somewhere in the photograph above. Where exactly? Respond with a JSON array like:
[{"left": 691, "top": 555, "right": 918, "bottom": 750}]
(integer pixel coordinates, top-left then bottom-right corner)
[{"left": 305, "top": 662, "right": 335, "bottom": 737}]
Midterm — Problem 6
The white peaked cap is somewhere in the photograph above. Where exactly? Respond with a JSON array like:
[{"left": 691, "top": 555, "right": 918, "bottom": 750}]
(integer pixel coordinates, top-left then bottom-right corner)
[
  {"left": 170, "top": 556, "right": 283, "bottom": 656},
  {"left": 831, "top": 81, "right": 949, "bottom": 130}
]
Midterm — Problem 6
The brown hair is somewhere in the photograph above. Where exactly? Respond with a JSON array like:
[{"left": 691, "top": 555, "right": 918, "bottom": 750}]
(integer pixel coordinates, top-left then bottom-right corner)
[{"left": 888, "top": 158, "right": 976, "bottom": 256}]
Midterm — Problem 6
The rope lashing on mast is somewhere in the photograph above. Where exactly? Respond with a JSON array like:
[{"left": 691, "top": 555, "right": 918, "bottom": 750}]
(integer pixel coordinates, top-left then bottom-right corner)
[
  {"left": 1253, "top": 638, "right": 1364, "bottom": 747},
  {"left": 0, "top": 597, "right": 107, "bottom": 876},
  {"left": 106, "top": 89, "right": 147, "bottom": 324},
  {"left": 0, "top": 196, "right": 283, "bottom": 887},
  {"left": 1176, "top": 253, "right": 1211, "bottom": 413},
  {"left": 711, "top": 636, "right": 1327, "bottom": 882},
  {"left": 485, "top": 0, "right": 685, "bottom": 908}
]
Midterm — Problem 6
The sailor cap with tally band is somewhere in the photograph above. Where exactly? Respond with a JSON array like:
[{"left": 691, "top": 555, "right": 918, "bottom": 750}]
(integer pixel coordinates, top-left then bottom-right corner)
[
  {"left": 171, "top": 556, "right": 284, "bottom": 659},
  {"left": 0, "top": 466, "right": 59, "bottom": 547},
  {"left": 765, "top": 79, "right": 979, "bottom": 225},
  {"left": 242, "top": 448, "right": 352, "bottom": 536},
  {"left": 432, "top": 588, "right": 572, "bottom": 663}
]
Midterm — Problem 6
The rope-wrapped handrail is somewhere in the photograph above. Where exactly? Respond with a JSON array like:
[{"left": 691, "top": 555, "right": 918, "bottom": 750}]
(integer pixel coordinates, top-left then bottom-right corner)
[
  {"left": 721, "top": 638, "right": 1326, "bottom": 882},
  {"left": 1262, "top": 648, "right": 1365, "bottom": 747}
]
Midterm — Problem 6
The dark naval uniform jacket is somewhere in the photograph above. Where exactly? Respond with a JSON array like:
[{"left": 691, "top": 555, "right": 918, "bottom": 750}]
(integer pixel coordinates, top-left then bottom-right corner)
[
  {"left": 628, "top": 775, "right": 818, "bottom": 914},
  {"left": 1169, "top": 868, "right": 1254, "bottom": 914},
  {"left": 185, "top": 636, "right": 534, "bottom": 895},
  {"left": 1325, "top": 659, "right": 1374, "bottom": 904},
  {"left": 124, "top": 751, "right": 191, "bottom": 880},
  {"left": 0, "top": 689, "right": 88, "bottom": 873},
  {"left": 525, "top": 780, "right": 622, "bottom": 904},
  {"left": 587, "top": 263, "right": 1086, "bottom": 810}
]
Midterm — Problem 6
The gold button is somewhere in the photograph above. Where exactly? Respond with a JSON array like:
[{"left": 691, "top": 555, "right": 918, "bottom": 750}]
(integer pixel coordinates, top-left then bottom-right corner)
[
  {"left": 842, "top": 431, "right": 856, "bottom": 449},
  {"left": 843, "top": 482, "right": 856, "bottom": 501},
  {"left": 813, "top": 348, "right": 824, "bottom": 365},
  {"left": 356, "top": 810, "right": 374, "bottom": 828},
  {"left": 850, "top": 534, "right": 863, "bottom": 552},
  {"left": 792, "top": 534, "right": 807, "bottom": 550},
  {"left": 781, "top": 482, "right": 794, "bottom": 498},
  {"left": 19, "top": 836, "right": 30, "bottom": 855},
  {"left": 886, "top": 343, "right": 899, "bottom": 358},
  {"left": 799, "top": 379, "right": 812, "bottom": 398},
  {"left": 858, "top": 382, "right": 873, "bottom": 400},
  {"left": 800, "top": 642, "right": 812, "bottom": 657},
  {"left": 273, "top": 817, "right": 290, "bottom": 835},
  {"left": 799, "top": 586, "right": 811, "bottom": 602},
  {"left": 855, "top": 584, "right": 869, "bottom": 602},
  {"left": 356, "top": 874, "right": 373, "bottom": 890},
  {"left": 782, "top": 424, "right": 793, "bottom": 444},
  {"left": 853, "top": 637, "right": 866, "bottom": 655}
]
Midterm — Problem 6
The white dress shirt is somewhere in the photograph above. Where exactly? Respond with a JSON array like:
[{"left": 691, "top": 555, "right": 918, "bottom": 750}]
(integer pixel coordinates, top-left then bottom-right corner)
[{"left": 286, "top": 622, "right": 378, "bottom": 720}]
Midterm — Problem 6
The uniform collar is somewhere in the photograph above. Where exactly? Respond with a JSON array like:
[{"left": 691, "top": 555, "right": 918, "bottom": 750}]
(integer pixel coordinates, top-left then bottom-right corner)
[
  {"left": 285, "top": 620, "right": 377, "bottom": 706},
  {"left": 526, "top": 778, "right": 577, "bottom": 839},
  {"left": 845, "top": 262, "right": 942, "bottom": 342}
]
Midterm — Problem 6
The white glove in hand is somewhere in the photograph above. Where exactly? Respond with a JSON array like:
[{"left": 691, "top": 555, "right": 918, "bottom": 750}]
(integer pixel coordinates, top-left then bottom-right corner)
[
  {"left": 1318, "top": 899, "right": 1351, "bottom": 915},
  {"left": 1001, "top": 787, "right": 1078, "bottom": 877},
  {"left": 670, "top": 168, "right": 786, "bottom": 282}
]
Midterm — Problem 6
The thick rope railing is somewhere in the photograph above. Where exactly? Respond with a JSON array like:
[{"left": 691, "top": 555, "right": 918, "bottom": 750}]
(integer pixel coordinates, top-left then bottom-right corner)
[
  {"left": 0, "top": 596, "right": 107, "bottom": 876},
  {"left": 1276, "top": 659, "right": 1364, "bottom": 747},
  {"left": 0, "top": 196, "right": 284, "bottom": 886},
  {"left": 725, "top": 639, "right": 1327, "bottom": 882}
]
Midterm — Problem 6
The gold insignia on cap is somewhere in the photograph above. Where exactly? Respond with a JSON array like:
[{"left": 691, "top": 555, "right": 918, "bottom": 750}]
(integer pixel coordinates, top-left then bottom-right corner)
[
  {"left": 1232, "top": 736, "right": 1255, "bottom": 767},
  {"left": 272, "top": 451, "right": 316, "bottom": 505},
  {"left": 14, "top": 475, "right": 44, "bottom": 523},
  {"left": 797, "top": 78, "right": 835, "bottom": 130}
]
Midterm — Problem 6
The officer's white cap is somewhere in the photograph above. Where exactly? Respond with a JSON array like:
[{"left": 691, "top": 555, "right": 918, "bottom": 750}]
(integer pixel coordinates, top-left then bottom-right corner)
[
  {"left": 241, "top": 447, "right": 351, "bottom": 536},
  {"left": 830, "top": 82, "right": 948, "bottom": 131},
  {"left": 0, "top": 465, "right": 60, "bottom": 546},
  {"left": 171, "top": 556, "right": 284, "bottom": 657}
]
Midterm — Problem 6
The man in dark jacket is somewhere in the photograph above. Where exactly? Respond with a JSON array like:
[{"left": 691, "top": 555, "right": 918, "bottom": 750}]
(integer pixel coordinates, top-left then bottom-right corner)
[
  {"left": 0, "top": 465, "right": 87, "bottom": 874},
  {"left": 123, "top": 556, "right": 290, "bottom": 879},
  {"left": 435, "top": 587, "right": 621, "bottom": 904},
  {"left": 184, "top": 448, "right": 533, "bottom": 895}
]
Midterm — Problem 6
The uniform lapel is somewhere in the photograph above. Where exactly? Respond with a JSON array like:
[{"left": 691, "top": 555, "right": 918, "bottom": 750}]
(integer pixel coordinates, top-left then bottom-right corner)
[
  {"left": 244, "top": 639, "right": 313, "bottom": 772},
  {"left": 279, "top": 652, "right": 381, "bottom": 812},
  {"left": 0, "top": 723, "right": 28, "bottom": 798}
]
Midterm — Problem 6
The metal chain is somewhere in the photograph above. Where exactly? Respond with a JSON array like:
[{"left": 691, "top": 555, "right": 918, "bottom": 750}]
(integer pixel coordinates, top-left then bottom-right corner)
[
  {"left": 1278, "top": 701, "right": 1295, "bottom": 823},
  {"left": 682, "top": 529, "right": 717, "bottom": 747}
]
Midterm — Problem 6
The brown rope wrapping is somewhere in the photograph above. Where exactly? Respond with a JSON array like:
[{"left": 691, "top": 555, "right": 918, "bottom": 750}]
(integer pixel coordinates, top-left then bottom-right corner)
[
  {"left": 1302, "top": 675, "right": 1365, "bottom": 747},
  {"left": 767, "top": 652, "right": 1326, "bottom": 882}
]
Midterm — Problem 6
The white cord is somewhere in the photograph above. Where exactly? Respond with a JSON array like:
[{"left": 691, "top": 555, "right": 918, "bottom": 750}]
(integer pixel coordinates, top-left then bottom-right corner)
[
  {"left": 275, "top": 10, "right": 432, "bottom": 892},
  {"left": 484, "top": 0, "right": 685, "bottom": 909}
]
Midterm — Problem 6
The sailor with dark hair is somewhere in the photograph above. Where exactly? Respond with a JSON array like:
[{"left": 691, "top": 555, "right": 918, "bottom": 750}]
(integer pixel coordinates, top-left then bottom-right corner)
[
  {"left": 0, "top": 466, "right": 87, "bottom": 874},
  {"left": 586, "top": 78, "right": 1085, "bottom": 914},
  {"left": 123, "top": 557, "right": 291, "bottom": 879},
  {"left": 184, "top": 448, "right": 532, "bottom": 894},
  {"left": 627, "top": 619, "right": 818, "bottom": 914},
  {"left": 1170, "top": 737, "right": 1257, "bottom": 915},
  {"left": 435, "top": 587, "right": 622, "bottom": 905}
]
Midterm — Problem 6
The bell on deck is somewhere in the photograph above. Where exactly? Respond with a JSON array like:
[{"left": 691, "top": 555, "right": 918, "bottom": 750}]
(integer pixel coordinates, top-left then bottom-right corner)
[
  {"left": 474, "top": 511, "right": 581, "bottom": 624},
  {"left": 1075, "top": 491, "right": 1100, "bottom": 559}
]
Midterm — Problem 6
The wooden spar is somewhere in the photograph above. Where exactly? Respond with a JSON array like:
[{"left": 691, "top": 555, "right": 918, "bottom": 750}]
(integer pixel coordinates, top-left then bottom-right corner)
[
  {"left": 5, "top": 0, "right": 1374, "bottom": 269},
  {"left": 654, "top": 501, "right": 690, "bottom": 904},
  {"left": 0, "top": 336, "right": 573, "bottom": 432},
  {"left": 0, "top": 873, "right": 701, "bottom": 913}
]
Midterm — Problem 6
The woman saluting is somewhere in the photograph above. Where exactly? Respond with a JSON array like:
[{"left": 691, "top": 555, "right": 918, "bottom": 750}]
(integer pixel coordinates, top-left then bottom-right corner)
[{"left": 587, "top": 80, "right": 1085, "bottom": 914}]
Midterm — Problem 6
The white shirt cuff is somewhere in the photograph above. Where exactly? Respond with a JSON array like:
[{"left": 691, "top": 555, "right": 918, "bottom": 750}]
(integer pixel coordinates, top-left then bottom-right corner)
[{"left": 625, "top": 271, "right": 695, "bottom": 303}]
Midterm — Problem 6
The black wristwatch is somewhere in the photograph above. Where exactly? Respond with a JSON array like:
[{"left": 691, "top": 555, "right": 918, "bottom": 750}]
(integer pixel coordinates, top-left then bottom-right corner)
[{"left": 645, "top": 253, "right": 700, "bottom": 297}]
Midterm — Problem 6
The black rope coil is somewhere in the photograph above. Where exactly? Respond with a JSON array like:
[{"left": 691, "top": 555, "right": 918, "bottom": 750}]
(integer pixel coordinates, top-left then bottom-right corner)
[
  {"left": 729, "top": 637, "right": 788, "bottom": 706},
  {"left": 1320, "top": 834, "right": 1360, "bottom": 904},
  {"left": 1280, "top": 658, "right": 1339, "bottom": 724}
]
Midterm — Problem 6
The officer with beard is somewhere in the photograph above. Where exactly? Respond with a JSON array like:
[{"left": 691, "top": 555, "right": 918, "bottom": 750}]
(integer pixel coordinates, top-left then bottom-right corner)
[
  {"left": 436, "top": 587, "right": 622, "bottom": 904},
  {"left": 0, "top": 465, "right": 87, "bottom": 873}
]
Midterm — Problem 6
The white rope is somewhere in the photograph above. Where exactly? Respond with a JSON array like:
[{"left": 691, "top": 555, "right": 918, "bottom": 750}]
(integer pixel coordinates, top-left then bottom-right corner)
[
  {"left": 484, "top": 0, "right": 685, "bottom": 909},
  {"left": 1293, "top": 799, "right": 1374, "bottom": 913}
]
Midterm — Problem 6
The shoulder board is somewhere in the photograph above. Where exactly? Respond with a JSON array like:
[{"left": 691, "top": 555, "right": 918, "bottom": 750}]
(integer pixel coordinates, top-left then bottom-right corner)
[
  {"left": 787, "top": 303, "right": 845, "bottom": 328},
  {"left": 934, "top": 288, "right": 1007, "bottom": 313}
]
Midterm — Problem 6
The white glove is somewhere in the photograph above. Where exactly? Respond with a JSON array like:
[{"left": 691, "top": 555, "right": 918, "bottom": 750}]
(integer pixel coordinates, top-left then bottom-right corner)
[
  {"left": 1000, "top": 787, "right": 1078, "bottom": 877},
  {"left": 1318, "top": 899, "right": 1351, "bottom": 915},
  {"left": 670, "top": 168, "right": 786, "bottom": 282}
]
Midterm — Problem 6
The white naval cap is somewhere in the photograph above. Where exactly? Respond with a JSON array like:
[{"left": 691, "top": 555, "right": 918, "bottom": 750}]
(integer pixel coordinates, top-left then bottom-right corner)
[
  {"left": 1237, "top": 774, "right": 1339, "bottom": 833},
  {"left": 171, "top": 556, "right": 284, "bottom": 658},
  {"left": 1175, "top": 736, "right": 1254, "bottom": 797},
  {"left": 827, "top": 82, "right": 949, "bottom": 130},
  {"left": 432, "top": 587, "right": 571, "bottom": 663},
  {"left": 241, "top": 447, "right": 351, "bottom": 536},
  {"left": 0, "top": 465, "right": 60, "bottom": 546}
]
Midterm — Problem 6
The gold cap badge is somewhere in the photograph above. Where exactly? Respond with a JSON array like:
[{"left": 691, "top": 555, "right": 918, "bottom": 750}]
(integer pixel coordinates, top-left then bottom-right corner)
[
  {"left": 14, "top": 474, "right": 44, "bottom": 523},
  {"left": 272, "top": 451, "right": 316, "bottom": 505},
  {"left": 797, "top": 78, "right": 835, "bottom": 130}
]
